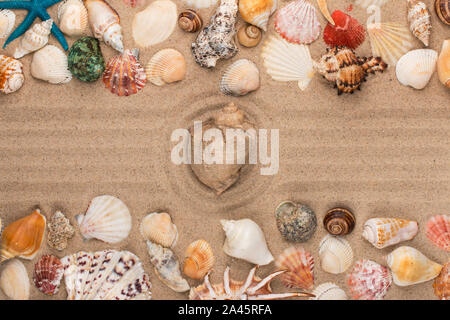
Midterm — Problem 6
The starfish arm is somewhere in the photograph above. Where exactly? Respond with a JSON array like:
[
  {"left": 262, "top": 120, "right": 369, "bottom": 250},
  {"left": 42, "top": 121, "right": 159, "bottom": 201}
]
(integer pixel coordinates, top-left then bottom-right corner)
[
  {"left": 42, "top": 0, "right": 64, "bottom": 8},
  {"left": 0, "top": 1, "right": 31, "bottom": 9},
  {"left": 37, "top": 10, "right": 68, "bottom": 51},
  {"left": 2, "top": 11, "right": 36, "bottom": 48}
]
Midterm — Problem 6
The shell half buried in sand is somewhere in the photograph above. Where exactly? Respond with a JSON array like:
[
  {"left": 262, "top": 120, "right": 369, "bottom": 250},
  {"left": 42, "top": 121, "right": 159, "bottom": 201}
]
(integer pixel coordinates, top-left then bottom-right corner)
[
  {"left": 145, "top": 49, "right": 186, "bottom": 86},
  {"left": 220, "top": 59, "right": 260, "bottom": 96}
]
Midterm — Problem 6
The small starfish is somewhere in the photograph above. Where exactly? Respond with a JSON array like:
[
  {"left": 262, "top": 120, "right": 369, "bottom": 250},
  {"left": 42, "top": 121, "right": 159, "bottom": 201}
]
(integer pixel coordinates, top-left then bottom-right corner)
[{"left": 0, "top": 0, "right": 68, "bottom": 50}]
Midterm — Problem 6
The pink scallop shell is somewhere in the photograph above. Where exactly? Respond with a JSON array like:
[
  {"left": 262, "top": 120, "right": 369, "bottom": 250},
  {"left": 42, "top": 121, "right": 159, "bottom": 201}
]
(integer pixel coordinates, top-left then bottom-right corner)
[
  {"left": 33, "top": 255, "right": 64, "bottom": 296},
  {"left": 274, "top": 0, "right": 321, "bottom": 44},
  {"left": 426, "top": 215, "right": 450, "bottom": 252},
  {"left": 347, "top": 259, "right": 392, "bottom": 300}
]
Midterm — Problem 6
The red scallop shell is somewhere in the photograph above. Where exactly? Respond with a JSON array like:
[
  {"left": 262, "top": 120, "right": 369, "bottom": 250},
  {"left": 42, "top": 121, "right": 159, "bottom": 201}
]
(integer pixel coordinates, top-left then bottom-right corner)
[
  {"left": 33, "top": 255, "right": 64, "bottom": 296},
  {"left": 347, "top": 259, "right": 392, "bottom": 300},
  {"left": 426, "top": 215, "right": 450, "bottom": 252},
  {"left": 323, "top": 10, "right": 366, "bottom": 50},
  {"left": 275, "top": 246, "right": 314, "bottom": 290}
]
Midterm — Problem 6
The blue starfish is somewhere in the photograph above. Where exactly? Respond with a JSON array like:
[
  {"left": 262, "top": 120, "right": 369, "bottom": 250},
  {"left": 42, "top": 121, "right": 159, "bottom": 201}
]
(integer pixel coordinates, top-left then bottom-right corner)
[{"left": 0, "top": 0, "right": 68, "bottom": 50}]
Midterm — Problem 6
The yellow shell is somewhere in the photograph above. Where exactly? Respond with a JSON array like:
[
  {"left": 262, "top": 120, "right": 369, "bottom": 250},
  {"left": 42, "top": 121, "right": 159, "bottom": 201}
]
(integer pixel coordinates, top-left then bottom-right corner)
[
  {"left": 183, "top": 239, "right": 214, "bottom": 279},
  {"left": 238, "top": 0, "right": 277, "bottom": 31},
  {"left": 140, "top": 212, "right": 178, "bottom": 248},
  {"left": 438, "top": 39, "right": 450, "bottom": 88}
]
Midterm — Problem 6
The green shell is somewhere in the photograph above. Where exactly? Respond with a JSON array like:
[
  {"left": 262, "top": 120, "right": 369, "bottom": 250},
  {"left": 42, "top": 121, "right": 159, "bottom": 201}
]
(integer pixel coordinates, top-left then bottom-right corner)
[{"left": 68, "top": 37, "right": 105, "bottom": 82}]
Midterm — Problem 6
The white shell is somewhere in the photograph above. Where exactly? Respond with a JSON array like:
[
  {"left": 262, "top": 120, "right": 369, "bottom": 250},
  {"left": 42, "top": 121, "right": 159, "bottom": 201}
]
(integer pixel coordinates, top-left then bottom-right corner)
[
  {"left": 0, "top": 55, "right": 24, "bottom": 94},
  {"left": 0, "top": 259, "right": 30, "bottom": 300},
  {"left": 318, "top": 234, "right": 353, "bottom": 274},
  {"left": 182, "top": 0, "right": 218, "bottom": 9},
  {"left": 31, "top": 45, "right": 72, "bottom": 84},
  {"left": 145, "top": 49, "right": 186, "bottom": 86},
  {"left": 76, "top": 195, "right": 132, "bottom": 244},
  {"left": 57, "top": 0, "right": 89, "bottom": 36},
  {"left": 310, "top": 282, "right": 348, "bottom": 300},
  {"left": 221, "top": 218, "right": 274, "bottom": 266},
  {"left": 355, "top": 0, "right": 389, "bottom": 8},
  {"left": 220, "top": 59, "right": 260, "bottom": 96},
  {"left": 239, "top": 0, "right": 277, "bottom": 31},
  {"left": 132, "top": 0, "right": 177, "bottom": 48},
  {"left": 140, "top": 212, "right": 178, "bottom": 248},
  {"left": 0, "top": 9, "right": 15, "bottom": 39},
  {"left": 396, "top": 49, "right": 438, "bottom": 89},
  {"left": 261, "top": 36, "right": 315, "bottom": 91},
  {"left": 13, "top": 19, "right": 53, "bottom": 59},
  {"left": 362, "top": 218, "right": 419, "bottom": 249}
]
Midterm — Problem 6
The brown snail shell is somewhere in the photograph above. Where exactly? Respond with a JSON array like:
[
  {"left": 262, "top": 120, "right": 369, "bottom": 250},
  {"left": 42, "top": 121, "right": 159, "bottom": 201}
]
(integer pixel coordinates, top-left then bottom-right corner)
[
  {"left": 435, "top": 0, "right": 450, "bottom": 25},
  {"left": 237, "top": 24, "right": 262, "bottom": 48},
  {"left": 178, "top": 9, "right": 202, "bottom": 33},
  {"left": 323, "top": 208, "right": 355, "bottom": 236}
]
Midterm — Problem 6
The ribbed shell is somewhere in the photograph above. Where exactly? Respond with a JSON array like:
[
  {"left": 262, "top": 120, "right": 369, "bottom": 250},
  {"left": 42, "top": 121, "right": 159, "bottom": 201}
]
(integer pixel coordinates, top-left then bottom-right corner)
[
  {"left": 183, "top": 0, "right": 218, "bottom": 9},
  {"left": 407, "top": 0, "right": 432, "bottom": 46},
  {"left": 362, "top": 218, "right": 419, "bottom": 249},
  {"left": 261, "top": 36, "right": 315, "bottom": 91},
  {"left": 310, "top": 282, "right": 347, "bottom": 300},
  {"left": 103, "top": 49, "right": 147, "bottom": 96},
  {"left": 76, "top": 195, "right": 132, "bottom": 243},
  {"left": 318, "top": 234, "right": 353, "bottom": 274},
  {"left": 347, "top": 259, "right": 392, "bottom": 300},
  {"left": 31, "top": 45, "right": 72, "bottom": 84},
  {"left": 0, "top": 55, "right": 24, "bottom": 94},
  {"left": 433, "top": 262, "right": 449, "bottom": 300},
  {"left": 275, "top": 246, "right": 314, "bottom": 290},
  {"left": 33, "top": 255, "right": 64, "bottom": 296},
  {"left": 0, "top": 259, "right": 30, "bottom": 300},
  {"left": 183, "top": 239, "right": 215, "bottom": 280},
  {"left": 0, "top": 9, "right": 15, "bottom": 39},
  {"left": 13, "top": 19, "right": 53, "bottom": 59},
  {"left": 220, "top": 59, "right": 260, "bottom": 96},
  {"left": 426, "top": 215, "right": 450, "bottom": 252},
  {"left": 274, "top": 0, "right": 321, "bottom": 44},
  {"left": 145, "top": 49, "right": 186, "bottom": 86},
  {"left": 57, "top": 0, "right": 89, "bottom": 36},
  {"left": 396, "top": 49, "right": 438, "bottom": 89},
  {"left": 239, "top": 0, "right": 277, "bottom": 31},
  {"left": 140, "top": 212, "right": 178, "bottom": 248}
]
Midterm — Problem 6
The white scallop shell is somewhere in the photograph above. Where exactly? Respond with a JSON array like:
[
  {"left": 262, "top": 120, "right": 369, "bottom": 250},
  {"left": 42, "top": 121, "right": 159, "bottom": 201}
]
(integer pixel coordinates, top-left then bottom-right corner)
[
  {"left": 318, "top": 234, "right": 353, "bottom": 274},
  {"left": 310, "top": 282, "right": 348, "bottom": 300},
  {"left": 57, "top": 0, "right": 89, "bottom": 36},
  {"left": 0, "top": 259, "right": 30, "bottom": 300},
  {"left": 31, "top": 45, "right": 72, "bottom": 84},
  {"left": 261, "top": 36, "right": 315, "bottom": 91},
  {"left": 140, "top": 212, "right": 178, "bottom": 248},
  {"left": 145, "top": 48, "right": 186, "bottom": 86},
  {"left": 76, "top": 195, "right": 132, "bottom": 244},
  {"left": 182, "top": 0, "right": 218, "bottom": 9},
  {"left": 14, "top": 19, "right": 53, "bottom": 59},
  {"left": 220, "top": 59, "right": 260, "bottom": 96},
  {"left": 132, "top": 0, "right": 177, "bottom": 48},
  {"left": 0, "top": 9, "right": 15, "bottom": 39},
  {"left": 355, "top": 0, "right": 389, "bottom": 8},
  {"left": 396, "top": 49, "right": 438, "bottom": 89}
]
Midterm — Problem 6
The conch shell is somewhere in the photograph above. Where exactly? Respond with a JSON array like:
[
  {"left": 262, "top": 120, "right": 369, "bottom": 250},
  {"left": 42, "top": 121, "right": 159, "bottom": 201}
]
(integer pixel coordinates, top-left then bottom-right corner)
[
  {"left": 437, "top": 39, "right": 450, "bottom": 88},
  {"left": 362, "top": 218, "right": 419, "bottom": 249},
  {"left": 13, "top": 19, "right": 53, "bottom": 59},
  {"left": 0, "top": 54, "right": 24, "bottom": 94},
  {"left": 407, "top": 0, "right": 432, "bottom": 47}
]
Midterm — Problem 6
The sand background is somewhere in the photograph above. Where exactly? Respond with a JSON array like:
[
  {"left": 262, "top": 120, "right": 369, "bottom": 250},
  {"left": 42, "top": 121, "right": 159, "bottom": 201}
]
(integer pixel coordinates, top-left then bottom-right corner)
[{"left": 0, "top": 0, "right": 449, "bottom": 300}]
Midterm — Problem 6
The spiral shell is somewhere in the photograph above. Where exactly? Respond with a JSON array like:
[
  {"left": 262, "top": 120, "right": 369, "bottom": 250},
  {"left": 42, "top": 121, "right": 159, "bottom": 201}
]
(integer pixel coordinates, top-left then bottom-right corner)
[
  {"left": 178, "top": 9, "right": 202, "bottom": 32},
  {"left": 433, "top": 262, "right": 450, "bottom": 300},
  {"left": 31, "top": 45, "right": 72, "bottom": 85},
  {"left": 362, "top": 217, "right": 419, "bottom": 249},
  {"left": 318, "top": 234, "right": 353, "bottom": 274},
  {"left": 0, "top": 9, "right": 15, "bottom": 39},
  {"left": 275, "top": 246, "right": 314, "bottom": 290},
  {"left": 435, "top": 0, "right": 450, "bottom": 25},
  {"left": 323, "top": 207, "right": 355, "bottom": 236},
  {"left": 140, "top": 212, "right": 178, "bottom": 248},
  {"left": 57, "top": 0, "right": 89, "bottom": 36},
  {"left": 310, "top": 282, "right": 347, "bottom": 300},
  {"left": 220, "top": 59, "right": 260, "bottom": 96},
  {"left": 145, "top": 49, "right": 186, "bottom": 86},
  {"left": 0, "top": 55, "right": 24, "bottom": 94},
  {"left": 0, "top": 259, "right": 30, "bottom": 300},
  {"left": 347, "top": 259, "right": 392, "bottom": 300},
  {"left": 33, "top": 255, "right": 64, "bottom": 296},
  {"left": 13, "top": 19, "right": 53, "bottom": 59},
  {"left": 183, "top": 239, "right": 215, "bottom": 280},
  {"left": 426, "top": 215, "right": 450, "bottom": 252},
  {"left": 237, "top": 24, "right": 262, "bottom": 48},
  {"left": 408, "top": 0, "right": 432, "bottom": 47}
]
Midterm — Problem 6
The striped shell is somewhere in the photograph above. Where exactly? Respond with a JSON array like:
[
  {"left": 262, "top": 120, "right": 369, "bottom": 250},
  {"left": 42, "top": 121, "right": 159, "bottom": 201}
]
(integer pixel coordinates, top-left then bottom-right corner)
[
  {"left": 0, "top": 9, "right": 15, "bottom": 39},
  {"left": 0, "top": 259, "right": 30, "bottom": 300},
  {"left": 0, "top": 55, "right": 24, "bottom": 94},
  {"left": 145, "top": 49, "right": 186, "bottom": 86},
  {"left": 408, "top": 0, "right": 432, "bottom": 47},
  {"left": 426, "top": 215, "right": 450, "bottom": 252},
  {"left": 103, "top": 49, "right": 147, "bottom": 96},
  {"left": 347, "top": 259, "right": 392, "bottom": 300},
  {"left": 396, "top": 49, "right": 438, "bottom": 89},
  {"left": 33, "top": 255, "right": 64, "bottom": 296},
  {"left": 362, "top": 218, "right": 419, "bottom": 249},
  {"left": 14, "top": 19, "right": 53, "bottom": 59},
  {"left": 183, "top": 239, "right": 215, "bottom": 280},
  {"left": 239, "top": 0, "right": 277, "bottom": 31},
  {"left": 310, "top": 282, "right": 347, "bottom": 300},
  {"left": 220, "top": 59, "right": 260, "bottom": 96},
  {"left": 433, "top": 262, "right": 449, "bottom": 300},
  {"left": 318, "top": 234, "right": 353, "bottom": 274},
  {"left": 275, "top": 246, "right": 314, "bottom": 290}
]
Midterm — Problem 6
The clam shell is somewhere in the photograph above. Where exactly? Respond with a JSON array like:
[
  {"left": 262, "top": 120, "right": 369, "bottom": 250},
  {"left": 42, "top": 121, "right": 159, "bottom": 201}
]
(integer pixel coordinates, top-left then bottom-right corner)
[
  {"left": 76, "top": 195, "right": 132, "bottom": 244},
  {"left": 396, "top": 49, "right": 438, "bottom": 89},
  {"left": 182, "top": 0, "right": 218, "bottom": 9},
  {"left": 237, "top": 24, "right": 262, "bottom": 47},
  {"left": 310, "top": 282, "right": 347, "bottom": 300},
  {"left": 0, "top": 54, "right": 24, "bottom": 94},
  {"left": 33, "top": 255, "right": 64, "bottom": 296},
  {"left": 220, "top": 59, "right": 260, "bottom": 96},
  {"left": 347, "top": 259, "right": 392, "bottom": 300},
  {"left": 261, "top": 36, "right": 315, "bottom": 91},
  {"left": 274, "top": 0, "right": 321, "bottom": 45},
  {"left": 385, "top": 246, "right": 443, "bottom": 286},
  {"left": 31, "top": 45, "right": 72, "bottom": 84},
  {"left": 275, "top": 246, "right": 314, "bottom": 290},
  {"left": 408, "top": 0, "right": 432, "bottom": 47},
  {"left": 178, "top": 9, "right": 202, "bottom": 33},
  {"left": 355, "top": 0, "right": 389, "bottom": 8},
  {"left": 145, "top": 49, "right": 186, "bottom": 86},
  {"left": 57, "top": 0, "right": 89, "bottom": 36},
  {"left": 239, "top": 0, "right": 277, "bottom": 31},
  {"left": 0, "top": 259, "right": 30, "bottom": 300},
  {"left": 437, "top": 39, "right": 450, "bottom": 88},
  {"left": 323, "top": 207, "right": 355, "bottom": 236},
  {"left": 47, "top": 211, "right": 74, "bottom": 251},
  {"left": 132, "top": 0, "right": 177, "bottom": 48},
  {"left": 435, "top": 0, "right": 450, "bottom": 25},
  {"left": 275, "top": 201, "right": 317, "bottom": 242},
  {"left": 0, "top": 9, "right": 15, "bottom": 39},
  {"left": 433, "top": 262, "right": 450, "bottom": 300},
  {"left": 183, "top": 239, "right": 214, "bottom": 280},
  {"left": 13, "top": 19, "right": 53, "bottom": 59},
  {"left": 426, "top": 215, "right": 450, "bottom": 252},
  {"left": 140, "top": 212, "right": 178, "bottom": 248},
  {"left": 318, "top": 234, "right": 353, "bottom": 274},
  {"left": 362, "top": 218, "right": 419, "bottom": 249}
]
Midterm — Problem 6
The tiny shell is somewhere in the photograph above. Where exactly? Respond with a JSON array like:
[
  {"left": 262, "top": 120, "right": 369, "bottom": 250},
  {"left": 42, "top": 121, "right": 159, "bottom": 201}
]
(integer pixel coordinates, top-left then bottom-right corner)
[
  {"left": 237, "top": 24, "right": 262, "bottom": 48},
  {"left": 182, "top": 0, "right": 218, "bottom": 9},
  {"left": 323, "top": 207, "right": 355, "bottom": 236},
  {"left": 178, "top": 9, "right": 202, "bottom": 33},
  {"left": 33, "top": 255, "right": 64, "bottom": 296},
  {"left": 408, "top": 0, "right": 432, "bottom": 47},
  {"left": 310, "top": 282, "right": 347, "bottom": 300},
  {"left": 275, "top": 246, "right": 314, "bottom": 290},
  {"left": 437, "top": 39, "right": 450, "bottom": 88},
  {"left": 396, "top": 49, "right": 438, "bottom": 89},
  {"left": 362, "top": 217, "right": 419, "bottom": 249},
  {"left": 433, "top": 261, "right": 449, "bottom": 300},
  {"left": 57, "top": 0, "right": 89, "bottom": 36},
  {"left": 435, "top": 0, "right": 450, "bottom": 25},
  {"left": 14, "top": 19, "right": 53, "bottom": 59},
  {"left": 0, "top": 9, "right": 15, "bottom": 39},
  {"left": 31, "top": 45, "right": 72, "bottom": 84},
  {"left": 47, "top": 211, "right": 75, "bottom": 251},
  {"left": 318, "top": 234, "right": 353, "bottom": 274},
  {"left": 76, "top": 195, "right": 132, "bottom": 243},
  {"left": 275, "top": 201, "right": 317, "bottom": 242},
  {"left": 0, "top": 259, "right": 30, "bottom": 300},
  {"left": 145, "top": 49, "right": 186, "bottom": 86},
  {"left": 426, "top": 215, "right": 450, "bottom": 252},
  {"left": 183, "top": 239, "right": 214, "bottom": 280},
  {"left": 220, "top": 59, "right": 260, "bottom": 96},
  {"left": 0, "top": 54, "right": 24, "bottom": 94},
  {"left": 239, "top": 0, "right": 277, "bottom": 31},
  {"left": 140, "top": 212, "right": 178, "bottom": 248},
  {"left": 347, "top": 259, "right": 392, "bottom": 300}
]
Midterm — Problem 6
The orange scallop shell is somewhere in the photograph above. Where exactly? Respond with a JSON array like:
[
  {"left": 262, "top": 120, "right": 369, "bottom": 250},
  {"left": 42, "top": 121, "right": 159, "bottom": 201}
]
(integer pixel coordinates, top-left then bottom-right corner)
[
  {"left": 426, "top": 215, "right": 450, "bottom": 252},
  {"left": 275, "top": 246, "right": 314, "bottom": 290},
  {"left": 183, "top": 239, "right": 214, "bottom": 279}
]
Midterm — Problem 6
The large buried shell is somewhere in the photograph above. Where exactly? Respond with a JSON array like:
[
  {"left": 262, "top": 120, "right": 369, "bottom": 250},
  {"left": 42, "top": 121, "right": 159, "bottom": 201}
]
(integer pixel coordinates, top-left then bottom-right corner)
[
  {"left": 433, "top": 261, "right": 450, "bottom": 300},
  {"left": 221, "top": 218, "right": 274, "bottom": 265},
  {"left": 318, "top": 234, "right": 353, "bottom": 274},
  {"left": 239, "top": 0, "right": 277, "bottom": 31},
  {"left": 0, "top": 9, "right": 15, "bottom": 39},
  {"left": 13, "top": 19, "right": 53, "bottom": 59},
  {"left": 0, "top": 54, "right": 24, "bottom": 94},
  {"left": 140, "top": 212, "right": 178, "bottom": 248},
  {"left": 182, "top": 0, "right": 218, "bottom": 9},
  {"left": 274, "top": 0, "right": 321, "bottom": 45},
  {"left": 408, "top": 0, "right": 432, "bottom": 47},
  {"left": 435, "top": 0, "right": 450, "bottom": 25},
  {"left": 145, "top": 49, "right": 186, "bottom": 86},
  {"left": 58, "top": 0, "right": 89, "bottom": 36},
  {"left": 132, "top": 0, "right": 177, "bottom": 48},
  {"left": 275, "top": 246, "right": 314, "bottom": 290},
  {"left": 310, "top": 282, "right": 347, "bottom": 300},
  {"left": 47, "top": 211, "right": 75, "bottom": 251},
  {"left": 31, "top": 45, "right": 72, "bottom": 84},
  {"left": 76, "top": 195, "right": 132, "bottom": 244},
  {"left": 68, "top": 36, "right": 105, "bottom": 82},
  {"left": 362, "top": 217, "right": 419, "bottom": 249},
  {"left": 261, "top": 36, "right": 315, "bottom": 91},
  {"left": 189, "top": 103, "right": 256, "bottom": 195},
  {"left": 220, "top": 59, "right": 260, "bottom": 96},
  {"left": 0, "top": 259, "right": 30, "bottom": 300},
  {"left": 183, "top": 239, "right": 214, "bottom": 280},
  {"left": 62, "top": 250, "right": 152, "bottom": 299},
  {"left": 323, "top": 207, "right": 355, "bottom": 236},
  {"left": 385, "top": 246, "right": 442, "bottom": 286},
  {"left": 323, "top": 10, "right": 365, "bottom": 50},
  {"left": 192, "top": 0, "right": 239, "bottom": 68},
  {"left": 103, "top": 49, "right": 146, "bottom": 96},
  {"left": 0, "top": 209, "right": 46, "bottom": 263},
  {"left": 396, "top": 49, "right": 438, "bottom": 89},
  {"left": 33, "top": 255, "right": 64, "bottom": 296},
  {"left": 347, "top": 259, "right": 392, "bottom": 300},
  {"left": 438, "top": 39, "right": 450, "bottom": 88},
  {"left": 275, "top": 201, "right": 317, "bottom": 242},
  {"left": 426, "top": 215, "right": 450, "bottom": 252},
  {"left": 146, "top": 241, "right": 190, "bottom": 292}
]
